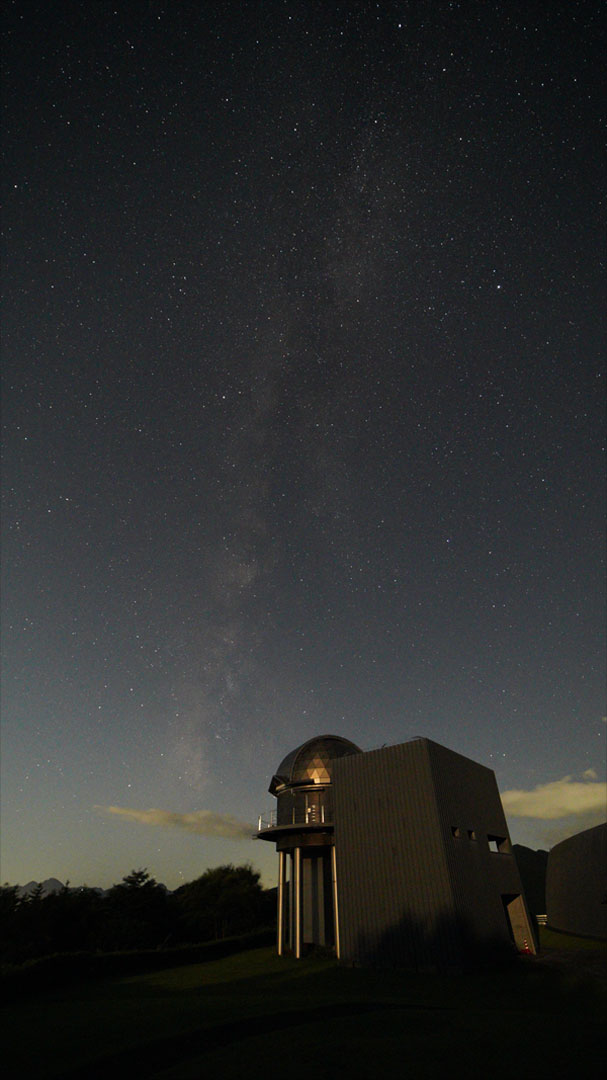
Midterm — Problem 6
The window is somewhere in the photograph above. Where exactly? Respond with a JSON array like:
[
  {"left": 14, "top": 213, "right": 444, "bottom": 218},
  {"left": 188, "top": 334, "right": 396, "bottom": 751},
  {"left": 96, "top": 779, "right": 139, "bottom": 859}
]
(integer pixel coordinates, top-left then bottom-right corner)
[
  {"left": 451, "top": 826, "right": 461, "bottom": 838},
  {"left": 488, "top": 834, "right": 511, "bottom": 854},
  {"left": 467, "top": 830, "right": 477, "bottom": 841}
]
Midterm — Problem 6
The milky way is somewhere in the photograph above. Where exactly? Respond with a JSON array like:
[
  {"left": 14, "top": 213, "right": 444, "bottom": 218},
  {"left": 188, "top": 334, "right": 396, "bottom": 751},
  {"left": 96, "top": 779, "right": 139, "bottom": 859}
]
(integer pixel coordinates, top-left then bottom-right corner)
[{"left": 1, "top": 1, "right": 604, "bottom": 888}]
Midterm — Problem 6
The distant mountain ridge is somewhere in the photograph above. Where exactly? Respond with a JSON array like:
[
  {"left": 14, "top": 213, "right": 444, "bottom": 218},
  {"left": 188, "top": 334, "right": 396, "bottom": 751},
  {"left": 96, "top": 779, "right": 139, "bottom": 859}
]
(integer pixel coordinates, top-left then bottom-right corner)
[
  {"left": 15, "top": 878, "right": 107, "bottom": 898},
  {"left": 17, "top": 878, "right": 65, "bottom": 898},
  {"left": 13, "top": 850, "right": 548, "bottom": 909}
]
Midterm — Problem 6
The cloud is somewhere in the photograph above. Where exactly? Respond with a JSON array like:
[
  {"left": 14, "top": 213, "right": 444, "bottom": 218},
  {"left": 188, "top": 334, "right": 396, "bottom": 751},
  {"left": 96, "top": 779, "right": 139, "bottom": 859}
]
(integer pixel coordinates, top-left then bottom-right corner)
[
  {"left": 100, "top": 806, "right": 254, "bottom": 839},
  {"left": 501, "top": 774, "right": 607, "bottom": 820},
  {"left": 535, "top": 815, "right": 606, "bottom": 851}
]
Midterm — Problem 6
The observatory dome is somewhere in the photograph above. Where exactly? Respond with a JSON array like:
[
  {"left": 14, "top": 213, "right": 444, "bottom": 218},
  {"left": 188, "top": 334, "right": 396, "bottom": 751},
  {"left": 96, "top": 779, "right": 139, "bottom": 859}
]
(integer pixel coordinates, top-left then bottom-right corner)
[{"left": 269, "top": 735, "right": 361, "bottom": 794}]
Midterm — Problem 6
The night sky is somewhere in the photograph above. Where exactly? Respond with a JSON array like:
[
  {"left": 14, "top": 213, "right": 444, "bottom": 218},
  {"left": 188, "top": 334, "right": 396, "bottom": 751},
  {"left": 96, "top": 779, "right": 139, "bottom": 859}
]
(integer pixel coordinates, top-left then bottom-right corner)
[{"left": 2, "top": 1, "right": 605, "bottom": 891}]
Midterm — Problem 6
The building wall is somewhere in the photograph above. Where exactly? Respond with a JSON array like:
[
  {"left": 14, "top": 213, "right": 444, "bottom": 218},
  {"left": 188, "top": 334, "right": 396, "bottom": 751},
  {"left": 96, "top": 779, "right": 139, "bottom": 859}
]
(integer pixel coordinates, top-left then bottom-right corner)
[
  {"left": 546, "top": 823, "right": 607, "bottom": 940},
  {"left": 425, "top": 740, "right": 535, "bottom": 955},
  {"left": 333, "top": 740, "right": 460, "bottom": 969},
  {"left": 333, "top": 739, "right": 535, "bottom": 969}
]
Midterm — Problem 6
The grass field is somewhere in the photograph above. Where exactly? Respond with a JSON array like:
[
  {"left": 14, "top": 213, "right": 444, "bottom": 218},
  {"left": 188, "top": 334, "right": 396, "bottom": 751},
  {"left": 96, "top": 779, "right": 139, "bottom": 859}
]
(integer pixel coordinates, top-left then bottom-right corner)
[{"left": 3, "top": 930, "right": 605, "bottom": 1079}]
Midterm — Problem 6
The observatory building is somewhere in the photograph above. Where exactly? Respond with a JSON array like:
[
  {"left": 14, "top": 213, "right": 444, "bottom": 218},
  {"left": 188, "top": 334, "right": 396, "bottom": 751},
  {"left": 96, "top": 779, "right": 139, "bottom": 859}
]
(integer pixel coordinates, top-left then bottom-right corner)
[
  {"left": 257, "top": 735, "right": 536, "bottom": 970},
  {"left": 546, "top": 823, "right": 607, "bottom": 940}
]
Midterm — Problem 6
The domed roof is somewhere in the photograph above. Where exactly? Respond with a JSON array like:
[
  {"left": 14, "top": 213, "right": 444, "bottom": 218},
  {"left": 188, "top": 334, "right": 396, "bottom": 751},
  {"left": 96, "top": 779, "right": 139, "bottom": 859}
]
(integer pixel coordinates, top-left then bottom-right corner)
[{"left": 269, "top": 735, "right": 361, "bottom": 794}]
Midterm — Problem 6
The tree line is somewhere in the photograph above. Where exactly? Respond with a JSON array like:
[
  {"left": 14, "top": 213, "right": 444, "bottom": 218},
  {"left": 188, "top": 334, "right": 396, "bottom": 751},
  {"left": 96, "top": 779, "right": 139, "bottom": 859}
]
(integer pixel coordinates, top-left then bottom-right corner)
[{"left": 0, "top": 864, "right": 275, "bottom": 965}]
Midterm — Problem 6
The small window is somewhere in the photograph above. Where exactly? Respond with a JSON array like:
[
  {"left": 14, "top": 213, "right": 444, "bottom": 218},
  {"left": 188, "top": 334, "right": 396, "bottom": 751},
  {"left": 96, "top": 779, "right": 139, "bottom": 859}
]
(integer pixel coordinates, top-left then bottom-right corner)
[
  {"left": 488, "top": 834, "right": 510, "bottom": 854},
  {"left": 468, "top": 830, "right": 477, "bottom": 841},
  {"left": 451, "top": 826, "right": 461, "bottom": 838}
]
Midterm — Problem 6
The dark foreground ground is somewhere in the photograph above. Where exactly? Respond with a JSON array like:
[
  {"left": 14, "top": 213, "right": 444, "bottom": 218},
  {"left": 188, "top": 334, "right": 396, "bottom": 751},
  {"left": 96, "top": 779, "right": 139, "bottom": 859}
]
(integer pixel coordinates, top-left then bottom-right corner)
[{"left": 2, "top": 928, "right": 605, "bottom": 1079}]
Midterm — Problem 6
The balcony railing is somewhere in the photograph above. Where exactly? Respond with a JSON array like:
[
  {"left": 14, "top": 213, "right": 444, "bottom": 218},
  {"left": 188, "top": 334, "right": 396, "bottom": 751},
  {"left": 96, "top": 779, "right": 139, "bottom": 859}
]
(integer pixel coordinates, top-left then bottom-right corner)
[
  {"left": 257, "top": 810, "right": 277, "bottom": 831},
  {"left": 257, "top": 804, "right": 333, "bottom": 831}
]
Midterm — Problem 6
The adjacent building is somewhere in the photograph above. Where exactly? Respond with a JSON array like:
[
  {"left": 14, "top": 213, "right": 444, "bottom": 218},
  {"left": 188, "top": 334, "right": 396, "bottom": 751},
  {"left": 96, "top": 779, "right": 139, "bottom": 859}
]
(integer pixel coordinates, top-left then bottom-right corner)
[
  {"left": 546, "top": 823, "right": 607, "bottom": 940},
  {"left": 257, "top": 734, "right": 536, "bottom": 970}
]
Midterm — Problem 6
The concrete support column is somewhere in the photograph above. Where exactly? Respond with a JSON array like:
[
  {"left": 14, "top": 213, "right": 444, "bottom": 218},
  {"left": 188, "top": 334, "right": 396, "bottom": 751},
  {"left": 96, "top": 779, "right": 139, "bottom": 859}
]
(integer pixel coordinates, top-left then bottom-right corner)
[
  {"left": 331, "top": 845, "right": 340, "bottom": 960},
  {"left": 294, "top": 846, "right": 302, "bottom": 959},
  {"left": 288, "top": 852, "right": 295, "bottom": 951},
  {"left": 277, "top": 850, "right": 286, "bottom": 956}
]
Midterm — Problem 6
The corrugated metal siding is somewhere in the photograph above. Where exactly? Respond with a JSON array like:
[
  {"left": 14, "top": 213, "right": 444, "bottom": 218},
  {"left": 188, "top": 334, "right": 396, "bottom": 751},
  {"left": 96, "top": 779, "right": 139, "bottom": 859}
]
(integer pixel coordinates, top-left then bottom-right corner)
[
  {"left": 425, "top": 740, "right": 531, "bottom": 952},
  {"left": 333, "top": 739, "right": 536, "bottom": 968},
  {"left": 333, "top": 740, "right": 461, "bottom": 970}
]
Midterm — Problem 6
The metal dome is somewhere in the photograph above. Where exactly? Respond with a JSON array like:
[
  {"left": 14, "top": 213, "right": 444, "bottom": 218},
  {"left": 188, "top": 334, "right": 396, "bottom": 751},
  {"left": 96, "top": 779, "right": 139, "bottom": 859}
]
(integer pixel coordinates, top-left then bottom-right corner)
[{"left": 269, "top": 734, "right": 361, "bottom": 794}]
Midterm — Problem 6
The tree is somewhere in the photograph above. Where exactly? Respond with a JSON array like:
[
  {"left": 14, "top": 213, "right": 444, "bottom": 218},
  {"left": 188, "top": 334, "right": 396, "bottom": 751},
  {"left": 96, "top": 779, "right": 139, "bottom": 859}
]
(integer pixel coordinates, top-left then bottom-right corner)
[
  {"left": 119, "top": 868, "right": 155, "bottom": 890},
  {"left": 173, "top": 863, "right": 267, "bottom": 941},
  {"left": 102, "top": 868, "right": 172, "bottom": 950}
]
